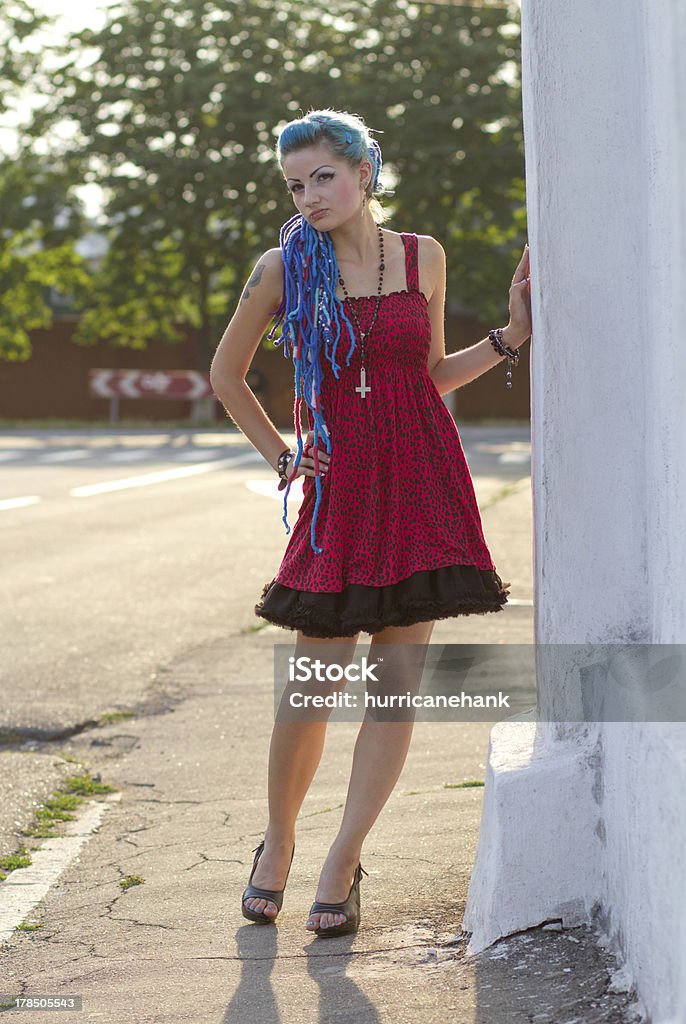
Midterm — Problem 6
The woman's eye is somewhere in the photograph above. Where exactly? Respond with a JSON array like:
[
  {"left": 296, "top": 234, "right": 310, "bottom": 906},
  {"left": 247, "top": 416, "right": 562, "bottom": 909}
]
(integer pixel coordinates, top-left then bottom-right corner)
[{"left": 287, "top": 174, "right": 333, "bottom": 194}]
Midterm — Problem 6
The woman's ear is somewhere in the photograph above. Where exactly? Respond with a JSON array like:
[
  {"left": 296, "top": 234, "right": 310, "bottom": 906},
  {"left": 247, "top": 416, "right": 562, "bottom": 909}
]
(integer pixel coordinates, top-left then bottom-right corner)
[{"left": 359, "top": 158, "right": 373, "bottom": 192}]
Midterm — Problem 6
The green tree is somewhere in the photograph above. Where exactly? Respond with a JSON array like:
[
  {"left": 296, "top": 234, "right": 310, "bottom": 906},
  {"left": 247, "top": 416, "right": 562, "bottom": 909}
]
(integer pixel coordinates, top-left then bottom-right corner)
[
  {"left": 0, "top": 154, "right": 92, "bottom": 360},
  {"left": 23, "top": 0, "right": 355, "bottom": 369},
  {"left": 12, "top": 0, "right": 524, "bottom": 369},
  {"left": 0, "top": 3, "right": 92, "bottom": 361},
  {"left": 347, "top": 0, "right": 526, "bottom": 320},
  {"left": 0, "top": 0, "right": 50, "bottom": 111}
]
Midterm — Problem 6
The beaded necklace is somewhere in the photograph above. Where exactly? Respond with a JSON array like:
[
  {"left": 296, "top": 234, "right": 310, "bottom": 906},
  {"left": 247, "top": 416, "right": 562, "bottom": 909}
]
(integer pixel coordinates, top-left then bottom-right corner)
[{"left": 336, "top": 225, "right": 385, "bottom": 399}]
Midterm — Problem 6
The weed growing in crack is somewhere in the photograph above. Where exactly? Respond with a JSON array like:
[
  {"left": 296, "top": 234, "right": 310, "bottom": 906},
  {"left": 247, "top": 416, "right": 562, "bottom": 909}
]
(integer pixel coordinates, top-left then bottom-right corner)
[{"left": 119, "top": 874, "right": 145, "bottom": 890}]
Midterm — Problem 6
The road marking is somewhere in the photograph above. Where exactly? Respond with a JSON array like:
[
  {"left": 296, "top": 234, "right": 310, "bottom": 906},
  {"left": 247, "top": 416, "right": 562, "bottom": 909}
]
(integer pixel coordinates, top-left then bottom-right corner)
[
  {"left": 0, "top": 451, "right": 22, "bottom": 462},
  {"left": 498, "top": 451, "right": 531, "bottom": 464},
  {"left": 70, "top": 452, "right": 262, "bottom": 497},
  {"left": 175, "top": 448, "right": 224, "bottom": 461},
  {"left": 107, "top": 449, "right": 150, "bottom": 462},
  {"left": 0, "top": 496, "right": 41, "bottom": 511},
  {"left": 0, "top": 795, "right": 121, "bottom": 947},
  {"left": 40, "top": 449, "right": 91, "bottom": 463},
  {"left": 246, "top": 479, "right": 305, "bottom": 501}
]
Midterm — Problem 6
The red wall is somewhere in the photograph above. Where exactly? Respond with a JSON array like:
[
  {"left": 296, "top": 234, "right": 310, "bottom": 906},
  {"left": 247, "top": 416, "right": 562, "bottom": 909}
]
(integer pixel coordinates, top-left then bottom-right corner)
[{"left": 0, "top": 315, "right": 530, "bottom": 427}]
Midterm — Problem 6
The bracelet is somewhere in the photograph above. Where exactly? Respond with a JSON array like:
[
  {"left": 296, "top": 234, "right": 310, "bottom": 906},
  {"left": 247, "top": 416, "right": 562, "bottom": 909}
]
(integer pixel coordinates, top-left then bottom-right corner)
[
  {"left": 276, "top": 448, "right": 296, "bottom": 491},
  {"left": 488, "top": 328, "right": 520, "bottom": 389}
]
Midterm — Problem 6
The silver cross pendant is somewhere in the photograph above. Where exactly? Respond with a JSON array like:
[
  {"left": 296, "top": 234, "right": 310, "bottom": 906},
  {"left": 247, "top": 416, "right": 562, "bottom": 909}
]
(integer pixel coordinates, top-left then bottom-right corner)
[{"left": 355, "top": 366, "right": 371, "bottom": 399}]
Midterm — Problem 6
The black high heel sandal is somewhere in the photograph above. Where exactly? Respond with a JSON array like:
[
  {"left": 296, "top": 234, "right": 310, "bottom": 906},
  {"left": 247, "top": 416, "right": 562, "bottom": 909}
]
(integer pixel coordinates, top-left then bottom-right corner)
[
  {"left": 308, "top": 863, "right": 369, "bottom": 938},
  {"left": 241, "top": 840, "right": 295, "bottom": 924}
]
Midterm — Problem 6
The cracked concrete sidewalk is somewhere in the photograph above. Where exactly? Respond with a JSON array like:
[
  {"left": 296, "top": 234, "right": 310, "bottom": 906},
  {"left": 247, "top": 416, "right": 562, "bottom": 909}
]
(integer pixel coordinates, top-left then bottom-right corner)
[{"left": 0, "top": 477, "right": 645, "bottom": 1022}]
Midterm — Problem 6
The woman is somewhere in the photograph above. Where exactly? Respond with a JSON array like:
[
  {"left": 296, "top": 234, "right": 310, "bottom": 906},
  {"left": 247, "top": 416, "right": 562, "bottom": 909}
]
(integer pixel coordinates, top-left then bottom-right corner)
[{"left": 209, "top": 108, "right": 532, "bottom": 938}]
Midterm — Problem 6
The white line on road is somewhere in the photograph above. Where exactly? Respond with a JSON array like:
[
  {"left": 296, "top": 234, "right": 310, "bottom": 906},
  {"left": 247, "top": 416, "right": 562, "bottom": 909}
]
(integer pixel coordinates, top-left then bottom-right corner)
[
  {"left": 0, "top": 495, "right": 41, "bottom": 511},
  {"left": 0, "top": 451, "right": 22, "bottom": 462},
  {"left": 498, "top": 451, "right": 531, "bottom": 464},
  {"left": 107, "top": 449, "right": 151, "bottom": 462},
  {"left": 175, "top": 448, "right": 224, "bottom": 461},
  {"left": 40, "top": 449, "right": 91, "bottom": 463},
  {"left": 70, "top": 452, "right": 262, "bottom": 497},
  {"left": 0, "top": 795, "right": 121, "bottom": 947},
  {"left": 245, "top": 479, "right": 305, "bottom": 501}
]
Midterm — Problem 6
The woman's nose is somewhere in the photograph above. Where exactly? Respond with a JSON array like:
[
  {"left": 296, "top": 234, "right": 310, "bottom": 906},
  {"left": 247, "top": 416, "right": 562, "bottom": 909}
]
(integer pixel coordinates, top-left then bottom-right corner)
[{"left": 300, "top": 185, "right": 318, "bottom": 206}]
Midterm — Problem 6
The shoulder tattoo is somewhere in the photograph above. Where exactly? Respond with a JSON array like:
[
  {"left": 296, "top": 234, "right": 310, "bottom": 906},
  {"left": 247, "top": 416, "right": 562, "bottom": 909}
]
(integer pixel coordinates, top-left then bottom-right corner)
[{"left": 240, "top": 262, "right": 266, "bottom": 304}]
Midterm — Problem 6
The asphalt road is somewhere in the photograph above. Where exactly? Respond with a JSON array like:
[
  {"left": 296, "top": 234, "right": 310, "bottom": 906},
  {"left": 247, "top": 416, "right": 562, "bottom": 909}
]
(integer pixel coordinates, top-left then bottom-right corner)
[
  {"left": 1, "top": 430, "right": 278, "bottom": 735},
  {"left": 0, "top": 426, "right": 531, "bottom": 737},
  {"left": 0, "top": 423, "right": 533, "bottom": 878},
  {"left": 0, "top": 427, "right": 643, "bottom": 1024}
]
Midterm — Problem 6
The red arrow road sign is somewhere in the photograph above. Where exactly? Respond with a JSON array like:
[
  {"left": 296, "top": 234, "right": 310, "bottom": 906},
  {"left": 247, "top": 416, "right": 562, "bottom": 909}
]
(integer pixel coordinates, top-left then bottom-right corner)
[{"left": 89, "top": 369, "right": 214, "bottom": 400}]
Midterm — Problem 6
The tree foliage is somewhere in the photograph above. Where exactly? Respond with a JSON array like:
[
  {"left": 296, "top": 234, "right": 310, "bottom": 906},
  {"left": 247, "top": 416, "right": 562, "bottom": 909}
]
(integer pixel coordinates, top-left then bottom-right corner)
[
  {"left": 0, "top": 0, "right": 51, "bottom": 115},
  {"left": 4, "top": 0, "right": 525, "bottom": 364},
  {"left": 0, "top": 4, "right": 93, "bottom": 359}
]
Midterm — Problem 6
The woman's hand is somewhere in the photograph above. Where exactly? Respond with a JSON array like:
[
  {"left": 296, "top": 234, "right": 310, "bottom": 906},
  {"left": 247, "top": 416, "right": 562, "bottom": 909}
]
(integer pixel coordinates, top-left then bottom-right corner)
[
  {"left": 503, "top": 244, "right": 532, "bottom": 349},
  {"left": 290, "top": 431, "right": 330, "bottom": 480}
]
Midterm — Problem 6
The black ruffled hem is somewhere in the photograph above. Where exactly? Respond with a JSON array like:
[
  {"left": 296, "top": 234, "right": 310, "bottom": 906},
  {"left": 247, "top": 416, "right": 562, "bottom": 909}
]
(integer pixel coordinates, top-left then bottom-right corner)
[{"left": 254, "top": 565, "right": 511, "bottom": 639}]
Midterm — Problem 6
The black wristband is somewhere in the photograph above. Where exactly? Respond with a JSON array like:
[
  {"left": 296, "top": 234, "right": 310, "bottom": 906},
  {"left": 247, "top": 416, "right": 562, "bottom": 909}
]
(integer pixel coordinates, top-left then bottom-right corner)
[{"left": 277, "top": 448, "right": 295, "bottom": 490}]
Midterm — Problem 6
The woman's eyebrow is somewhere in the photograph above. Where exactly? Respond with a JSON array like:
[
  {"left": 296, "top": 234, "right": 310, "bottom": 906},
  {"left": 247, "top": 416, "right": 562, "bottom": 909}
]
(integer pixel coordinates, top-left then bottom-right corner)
[{"left": 286, "top": 165, "right": 334, "bottom": 183}]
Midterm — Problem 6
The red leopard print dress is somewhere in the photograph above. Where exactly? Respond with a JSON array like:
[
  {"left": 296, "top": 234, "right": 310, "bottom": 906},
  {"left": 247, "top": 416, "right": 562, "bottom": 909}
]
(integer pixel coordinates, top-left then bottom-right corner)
[{"left": 255, "top": 232, "right": 511, "bottom": 638}]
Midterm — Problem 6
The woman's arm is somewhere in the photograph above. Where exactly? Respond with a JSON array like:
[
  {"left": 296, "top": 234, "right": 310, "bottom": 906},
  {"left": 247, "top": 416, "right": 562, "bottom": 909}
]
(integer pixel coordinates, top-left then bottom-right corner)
[
  {"left": 209, "top": 248, "right": 289, "bottom": 471},
  {"left": 209, "top": 249, "right": 329, "bottom": 479},
  {"left": 423, "top": 238, "right": 531, "bottom": 396}
]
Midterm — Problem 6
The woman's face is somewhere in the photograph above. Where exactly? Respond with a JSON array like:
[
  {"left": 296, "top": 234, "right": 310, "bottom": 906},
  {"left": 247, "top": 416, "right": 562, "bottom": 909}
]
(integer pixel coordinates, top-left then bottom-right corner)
[{"left": 281, "top": 142, "right": 370, "bottom": 230}]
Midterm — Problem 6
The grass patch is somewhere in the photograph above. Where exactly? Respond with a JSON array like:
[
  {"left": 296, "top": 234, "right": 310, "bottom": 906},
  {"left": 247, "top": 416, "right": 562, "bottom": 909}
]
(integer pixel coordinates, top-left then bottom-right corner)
[
  {"left": 35, "top": 793, "right": 81, "bottom": 823},
  {"left": 0, "top": 848, "right": 32, "bottom": 872},
  {"left": 17, "top": 771, "right": 117, "bottom": 843},
  {"left": 64, "top": 774, "right": 116, "bottom": 797},
  {"left": 120, "top": 874, "right": 144, "bottom": 890},
  {"left": 97, "top": 709, "right": 136, "bottom": 725},
  {"left": 444, "top": 780, "right": 485, "bottom": 789},
  {"left": 20, "top": 825, "right": 60, "bottom": 839},
  {"left": 16, "top": 922, "right": 42, "bottom": 931}
]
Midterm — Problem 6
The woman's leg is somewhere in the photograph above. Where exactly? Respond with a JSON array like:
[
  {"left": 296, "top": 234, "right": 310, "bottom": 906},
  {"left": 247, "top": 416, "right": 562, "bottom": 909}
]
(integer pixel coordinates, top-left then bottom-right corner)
[
  {"left": 306, "top": 619, "right": 435, "bottom": 931},
  {"left": 244, "top": 630, "right": 360, "bottom": 917}
]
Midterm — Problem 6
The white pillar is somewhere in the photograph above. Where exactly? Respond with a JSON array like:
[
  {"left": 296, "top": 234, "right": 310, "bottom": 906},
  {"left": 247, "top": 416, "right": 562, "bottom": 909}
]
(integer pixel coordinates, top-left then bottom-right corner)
[{"left": 462, "top": 2, "right": 686, "bottom": 1021}]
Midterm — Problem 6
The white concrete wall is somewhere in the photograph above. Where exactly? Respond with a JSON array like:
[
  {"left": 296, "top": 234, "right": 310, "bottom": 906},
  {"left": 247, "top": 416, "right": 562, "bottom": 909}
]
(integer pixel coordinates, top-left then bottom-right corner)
[{"left": 462, "top": 2, "right": 686, "bottom": 1021}]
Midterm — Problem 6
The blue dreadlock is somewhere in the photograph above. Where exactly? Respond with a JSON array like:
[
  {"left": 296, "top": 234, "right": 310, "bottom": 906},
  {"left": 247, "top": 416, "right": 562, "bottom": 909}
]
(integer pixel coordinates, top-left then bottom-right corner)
[
  {"left": 267, "top": 109, "right": 387, "bottom": 555},
  {"left": 267, "top": 214, "right": 357, "bottom": 554}
]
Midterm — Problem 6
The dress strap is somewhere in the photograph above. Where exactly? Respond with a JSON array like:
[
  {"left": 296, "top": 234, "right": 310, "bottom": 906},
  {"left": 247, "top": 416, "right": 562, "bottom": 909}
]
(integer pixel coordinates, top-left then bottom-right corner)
[{"left": 400, "top": 233, "right": 420, "bottom": 293}]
